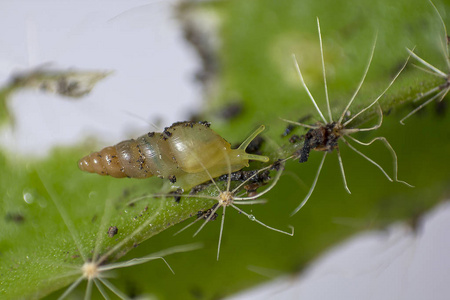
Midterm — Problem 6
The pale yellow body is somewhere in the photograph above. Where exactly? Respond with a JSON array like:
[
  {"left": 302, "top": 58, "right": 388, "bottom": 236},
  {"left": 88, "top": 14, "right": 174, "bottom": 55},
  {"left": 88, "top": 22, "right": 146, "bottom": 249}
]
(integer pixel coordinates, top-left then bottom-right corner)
[{"left": 78, "top": 121, "right": 269, "bottom": 190}]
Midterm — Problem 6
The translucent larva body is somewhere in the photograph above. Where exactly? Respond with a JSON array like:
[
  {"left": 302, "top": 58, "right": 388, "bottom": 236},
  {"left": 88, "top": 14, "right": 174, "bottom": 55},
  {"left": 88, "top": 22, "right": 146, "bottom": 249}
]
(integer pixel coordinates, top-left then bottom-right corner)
[{"left": 78, "top": 121, "right": 269, "bottom": 190}]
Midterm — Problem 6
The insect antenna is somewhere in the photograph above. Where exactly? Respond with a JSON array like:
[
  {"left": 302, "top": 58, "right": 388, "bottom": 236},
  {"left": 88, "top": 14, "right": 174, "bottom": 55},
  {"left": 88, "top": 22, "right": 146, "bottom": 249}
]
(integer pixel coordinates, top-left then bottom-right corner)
[
  {"left": 292, "top": 53, "right": 328, "bottom": 124},
  {"left": 281, "top": 30, "right": 333, "bottom": 131},
  {"left": 338, "top": 33, "right": 378, "bottom": 124},
  {"left": 122, "top": 110, "right": 162, "bottom": 132},
  {"left": 317, "top": 18, "right": 333, "bottom": 123},
  {"left": 429, "top": 0, "right": 450, "bottom": 69},
  {"left": 279, "top": 117, "right": 319, "bottom": 130},
  {"left": 343, "top": 52, "right": 411, "bottom": 127}
]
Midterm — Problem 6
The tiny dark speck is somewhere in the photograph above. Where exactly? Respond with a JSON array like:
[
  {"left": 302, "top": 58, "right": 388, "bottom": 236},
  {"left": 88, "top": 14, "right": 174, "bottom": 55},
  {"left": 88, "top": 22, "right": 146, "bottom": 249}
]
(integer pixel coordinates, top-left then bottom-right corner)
[
  {"left": 107, "top": 226, "right": 118, "bottom": 237},
  {"left": 5, "top": 212, "right": 25, "bottom": 224},
  {"left": 163, "top": 130, "right": 172, "bottom": 140},
  {"left": 168, "top": 175, "right": 177, "bottom": 183}
]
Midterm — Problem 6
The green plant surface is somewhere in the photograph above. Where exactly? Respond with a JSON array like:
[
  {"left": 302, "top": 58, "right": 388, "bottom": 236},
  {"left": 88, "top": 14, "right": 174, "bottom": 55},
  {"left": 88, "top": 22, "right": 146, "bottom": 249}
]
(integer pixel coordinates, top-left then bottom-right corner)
[
  {"left": 0, "top": 147, "right": 215, "bottom": 299},
  {"left": 1, "top": 0, "right": 450, "bottom": 299}
]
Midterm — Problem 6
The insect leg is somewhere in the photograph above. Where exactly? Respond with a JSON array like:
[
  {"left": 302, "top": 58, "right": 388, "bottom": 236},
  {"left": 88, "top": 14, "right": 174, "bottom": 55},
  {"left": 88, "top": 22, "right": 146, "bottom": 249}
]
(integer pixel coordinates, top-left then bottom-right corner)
[
  {"left": 400, "top": 88, "right": 449, "bottom": 125},
  {"left": 97, "top": 200, "right": 165, "bottom": 266},
  {"left": 57, "top": 276, "right": 84, "bottom": 300},
  {"left": 97, "top": 277, "right": 129, "bottom": 300},
  {"left": 85, "top": 279, "right": 93, "bottom": 300},
  {"left": 101, "top": 244, "right": 201, "bottom": 272},
  {"left": 93, "top": 279, "right": 109, "bottom": 300},
  {"left": 292, "top": 53, "right": 328, "bottom": 124},
  {"left": 234, "top": 160, "right": 285, "bottom": 200},
  {"left": 336, "top": 147, "right": 351, "bottom": 194},
  {"left": 406, "top": 48, "right": 447, "bottom": 78},
  {"left": 37, "top": 171, "right": 88, "bottom": 261},
  {"left": 217, "top": 206, "right": 226, "bottom": 260},
  {"left": 231, "top": 204, "right": 294, "bottom": 236},
  {"left": 343, "top": 135, "right": 413, "bottom": 187},
  {"left": 233, "top": 199, "right": 267, "bottom": 205},
  {"left": 343, "top": 103, "right": 383, "bottom": 133},
  {"left": 193, "top": 203, "right": 222, "bottom": 237},
  {"left": 291, "top": 152, "right": 327, "bottom": 216},
  {"left": 173, "top": 214, "right": 206, "bottom": 236}
]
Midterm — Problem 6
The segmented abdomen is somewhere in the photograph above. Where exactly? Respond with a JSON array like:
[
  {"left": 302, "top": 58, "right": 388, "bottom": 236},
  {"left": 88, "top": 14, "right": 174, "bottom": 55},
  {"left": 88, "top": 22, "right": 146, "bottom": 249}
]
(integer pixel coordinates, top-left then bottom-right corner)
[
  {"left": 78, "top": 146, "right": 127, "bottom": 178},
  {"left": 78, "top": 121, "right": 229, "bottom": 180},
  {"left": 78, "top": 132, "right": 177, "bottom": 179}
]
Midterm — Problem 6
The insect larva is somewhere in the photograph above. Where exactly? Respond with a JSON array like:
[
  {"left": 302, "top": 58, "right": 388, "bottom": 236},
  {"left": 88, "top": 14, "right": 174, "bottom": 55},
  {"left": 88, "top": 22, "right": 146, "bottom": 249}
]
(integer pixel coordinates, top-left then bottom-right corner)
[
  {"left": 400, "top": 0, "right": 450, "bottom": 124},
  {"left": 282, "top": 18, "right": 413, "bottom": 216},
  {"left": 78, "top": 121, "right": 269, "bottom": 190}
]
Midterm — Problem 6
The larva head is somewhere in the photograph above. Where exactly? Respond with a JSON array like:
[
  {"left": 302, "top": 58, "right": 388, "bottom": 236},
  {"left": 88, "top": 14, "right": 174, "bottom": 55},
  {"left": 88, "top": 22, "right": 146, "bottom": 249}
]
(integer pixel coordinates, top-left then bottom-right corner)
[
  {"left": 167, "top": 122, "right": 269, "bottom": 175},
  {"left": 230, "top": 124, "right": 270, "bottom": 166}
]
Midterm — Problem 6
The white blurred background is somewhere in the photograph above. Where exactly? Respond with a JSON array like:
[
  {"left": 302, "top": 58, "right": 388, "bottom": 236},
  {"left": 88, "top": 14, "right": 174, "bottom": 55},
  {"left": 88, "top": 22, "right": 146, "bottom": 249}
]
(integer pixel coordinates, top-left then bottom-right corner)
[
  {"left": 1, "top": 1, "right": 449, "bottom": 299},
  {"left": 0, "top": 0, "right": 200, "bottom": 156}
]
